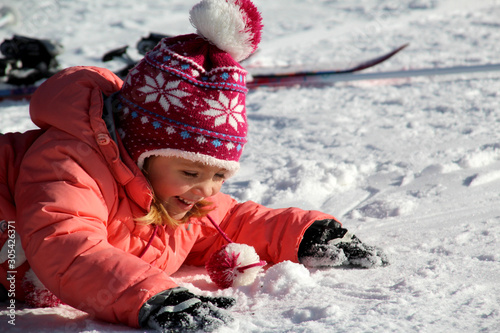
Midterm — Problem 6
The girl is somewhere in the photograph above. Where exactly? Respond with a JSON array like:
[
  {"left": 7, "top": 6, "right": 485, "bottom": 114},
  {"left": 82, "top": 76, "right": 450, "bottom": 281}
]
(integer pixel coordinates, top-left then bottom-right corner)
[{"left": 0, "top": 0, "right": 387, "bottom": 331}]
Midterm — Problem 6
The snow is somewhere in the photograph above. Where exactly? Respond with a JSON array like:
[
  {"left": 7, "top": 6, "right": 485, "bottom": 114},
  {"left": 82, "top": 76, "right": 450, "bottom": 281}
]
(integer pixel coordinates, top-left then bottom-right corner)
[{"left": 1, "top": 0, "right": 500, "bottom": 332}]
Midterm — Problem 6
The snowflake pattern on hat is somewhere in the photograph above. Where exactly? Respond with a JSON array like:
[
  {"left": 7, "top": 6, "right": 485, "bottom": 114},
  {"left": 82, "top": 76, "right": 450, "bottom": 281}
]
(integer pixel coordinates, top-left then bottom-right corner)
[
  {"left": 202, "top": 92, "right": 245, "bottom": 131},
  {"left": 137, "top": 74, "right": 190, "bottom": 113},
  {"left": 115, "top": 89, "right": 247, "bottom": 172}
]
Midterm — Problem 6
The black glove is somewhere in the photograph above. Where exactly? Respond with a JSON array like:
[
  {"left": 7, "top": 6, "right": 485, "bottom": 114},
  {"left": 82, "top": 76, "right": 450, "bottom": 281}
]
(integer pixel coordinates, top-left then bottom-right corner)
[
  {"left": 298, "top": 219, "right": 389, "bottom": 268},
  {"left": 139, "top": 287, "right": 236, "bottom": 332}
]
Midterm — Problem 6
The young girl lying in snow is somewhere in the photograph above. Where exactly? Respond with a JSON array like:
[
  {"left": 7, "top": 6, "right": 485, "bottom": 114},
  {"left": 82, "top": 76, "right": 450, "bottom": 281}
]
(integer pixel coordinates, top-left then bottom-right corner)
[{"left": 0, "top": 0, "right": 387, "bottom": 331}]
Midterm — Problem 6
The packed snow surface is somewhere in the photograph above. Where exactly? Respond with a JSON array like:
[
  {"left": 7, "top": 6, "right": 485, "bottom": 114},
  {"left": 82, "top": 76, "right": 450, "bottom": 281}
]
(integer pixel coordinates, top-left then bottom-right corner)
[{"left": 1, "top": 0, "right": 500, "bottom": 332}]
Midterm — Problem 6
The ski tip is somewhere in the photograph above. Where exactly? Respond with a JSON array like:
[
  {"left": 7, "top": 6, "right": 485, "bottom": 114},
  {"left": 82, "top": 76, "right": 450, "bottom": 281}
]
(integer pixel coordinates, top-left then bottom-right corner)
[{"left": 397, "top": 43, "right": 410, "bottom": 51}]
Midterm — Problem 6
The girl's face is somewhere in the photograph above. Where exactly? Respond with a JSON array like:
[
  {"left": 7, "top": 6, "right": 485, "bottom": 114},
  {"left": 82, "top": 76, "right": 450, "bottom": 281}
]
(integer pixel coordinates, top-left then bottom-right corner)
[{"left": 145, "top": 156, "right": 227, "bottom": 220}]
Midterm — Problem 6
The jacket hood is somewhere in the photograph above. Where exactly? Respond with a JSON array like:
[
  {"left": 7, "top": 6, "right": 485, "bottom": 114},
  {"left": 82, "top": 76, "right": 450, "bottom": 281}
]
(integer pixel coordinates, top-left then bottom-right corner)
[
  {"left": 29, "top": 66, "right": 152, "bottom": 209},
  {"left": 30, "top": 66, "right": 123, "bottom": 144}
]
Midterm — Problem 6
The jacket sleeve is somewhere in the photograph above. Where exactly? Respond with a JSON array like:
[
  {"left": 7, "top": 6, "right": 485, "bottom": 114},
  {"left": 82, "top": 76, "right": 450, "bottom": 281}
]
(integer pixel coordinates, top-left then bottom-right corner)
[
  {"left": 185, "top": 193, "right": 339, "bottom": 266},
  {"left": 15, "top": 136, "right": 176, "bottom": 328}
]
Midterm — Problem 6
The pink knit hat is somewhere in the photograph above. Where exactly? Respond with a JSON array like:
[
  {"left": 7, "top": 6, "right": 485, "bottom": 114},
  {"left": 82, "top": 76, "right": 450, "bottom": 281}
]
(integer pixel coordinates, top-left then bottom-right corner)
[{"left": 114, "top": 0, "right": 262, "bottom": 176}]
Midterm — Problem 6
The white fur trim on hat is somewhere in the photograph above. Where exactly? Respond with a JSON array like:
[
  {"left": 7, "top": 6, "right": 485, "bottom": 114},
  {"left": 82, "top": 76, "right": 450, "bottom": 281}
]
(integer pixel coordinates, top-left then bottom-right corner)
[
  {"left": 189, "top": 0, "right": 260, "bottom": 62},
  {"left": 137, "top": 149, "right": 240, "bottom": 178}
]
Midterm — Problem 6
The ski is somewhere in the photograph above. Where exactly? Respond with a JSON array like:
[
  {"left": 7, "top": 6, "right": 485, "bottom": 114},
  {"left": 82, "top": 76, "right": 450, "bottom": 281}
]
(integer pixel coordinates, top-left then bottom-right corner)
[
  {"left": 246, "top": 43, "right": 409, "bottom": 88},
  {"left": 3, "top": 60, "right": 500, "bottom": 101},
  {"left": 246, "top": 62, "right": 500, "bottom": 89},
  {"left": 3, "top": 62, "right": 500, "bottom": 101},
  {"left": 248, "top": 43, "right": 408, "bottom": 78}
]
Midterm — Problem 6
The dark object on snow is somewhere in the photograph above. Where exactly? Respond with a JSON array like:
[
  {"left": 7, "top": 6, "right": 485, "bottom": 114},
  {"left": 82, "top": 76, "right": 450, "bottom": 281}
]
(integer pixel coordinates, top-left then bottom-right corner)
[
  {"left": 136, "top": 33, "right": 170, "bottom": 55},
  {"left": 102, "top": 33, "right": 171, "bottom": 79},
  {"left": 102, "top": 45, "right": 135, "bottom": 78},
  {"left": 0, "top": 35, "right": 62, "bottom": 85},
  {"left": 102, "top": 45, "right": 129, "bottom": 63}
]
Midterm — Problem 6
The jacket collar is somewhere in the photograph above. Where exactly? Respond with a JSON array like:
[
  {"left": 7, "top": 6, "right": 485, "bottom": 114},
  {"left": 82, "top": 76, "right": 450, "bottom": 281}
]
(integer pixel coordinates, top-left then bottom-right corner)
[{"left": 98, "top": 93, "right": 153, "bottom": 211}]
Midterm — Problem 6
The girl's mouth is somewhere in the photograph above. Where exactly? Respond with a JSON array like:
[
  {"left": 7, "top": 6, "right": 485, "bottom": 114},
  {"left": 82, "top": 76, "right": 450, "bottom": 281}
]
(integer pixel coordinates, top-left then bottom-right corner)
[{"left": 176, "top": 196, "right": 196, "bottom": 209}]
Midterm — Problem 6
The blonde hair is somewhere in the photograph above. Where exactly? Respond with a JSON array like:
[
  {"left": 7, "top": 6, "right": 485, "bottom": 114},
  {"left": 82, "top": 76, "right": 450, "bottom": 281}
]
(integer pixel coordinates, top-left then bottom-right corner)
[{"left": 136, "top": 157, "right": 214, "bottom": 228}]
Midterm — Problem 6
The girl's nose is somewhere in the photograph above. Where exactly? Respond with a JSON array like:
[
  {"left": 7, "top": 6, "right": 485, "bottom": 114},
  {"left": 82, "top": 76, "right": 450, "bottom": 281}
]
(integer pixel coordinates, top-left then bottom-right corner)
[{"left": 193, "top": 179, "right": 219, "bottom": 198}]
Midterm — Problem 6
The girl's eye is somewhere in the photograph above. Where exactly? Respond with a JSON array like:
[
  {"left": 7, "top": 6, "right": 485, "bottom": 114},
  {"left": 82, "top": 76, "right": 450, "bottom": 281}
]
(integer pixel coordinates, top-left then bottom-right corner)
[
  {"left": 183, "top": 171, "right": 198, "bottom": 178},
  {"left": 215, "top": 173, "right": 226, "bottom": 181}
]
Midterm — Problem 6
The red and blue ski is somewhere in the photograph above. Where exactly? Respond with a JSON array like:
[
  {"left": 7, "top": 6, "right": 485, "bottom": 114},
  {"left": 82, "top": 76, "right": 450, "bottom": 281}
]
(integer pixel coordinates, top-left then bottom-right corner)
[{"left": 246, "top": 43, "right": 408, "bottom": 88}]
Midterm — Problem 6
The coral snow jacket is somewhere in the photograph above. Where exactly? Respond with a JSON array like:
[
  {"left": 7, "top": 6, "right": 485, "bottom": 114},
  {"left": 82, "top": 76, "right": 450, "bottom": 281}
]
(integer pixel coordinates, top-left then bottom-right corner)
[{"left": 0, "top": 66, "right": 336, "bottom": 327}]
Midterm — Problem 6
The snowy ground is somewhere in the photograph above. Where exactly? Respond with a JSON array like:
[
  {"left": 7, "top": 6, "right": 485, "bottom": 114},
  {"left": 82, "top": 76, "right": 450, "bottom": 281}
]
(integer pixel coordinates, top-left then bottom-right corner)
[{"left": 1, "top": 0, "right": 500, "bottom": 332}]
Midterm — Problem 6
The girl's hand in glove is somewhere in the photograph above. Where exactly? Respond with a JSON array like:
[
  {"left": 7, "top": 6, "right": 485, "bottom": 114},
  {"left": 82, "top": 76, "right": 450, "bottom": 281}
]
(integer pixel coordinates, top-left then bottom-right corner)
[
  {"left": 139, "top": 287, "right": 236, "bottom": 332},
  {"left": 298, "top": 219, "right": 389, "bottom": 268}
]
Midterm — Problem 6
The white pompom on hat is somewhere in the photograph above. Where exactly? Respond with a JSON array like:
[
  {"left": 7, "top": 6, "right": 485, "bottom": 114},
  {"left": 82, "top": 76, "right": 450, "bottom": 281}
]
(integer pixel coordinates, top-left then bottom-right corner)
[{"left": 190, "top": 0, "right": 263, "bottom": 62}]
